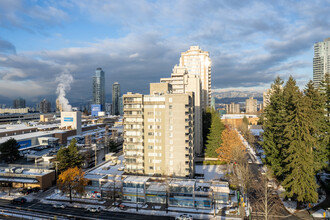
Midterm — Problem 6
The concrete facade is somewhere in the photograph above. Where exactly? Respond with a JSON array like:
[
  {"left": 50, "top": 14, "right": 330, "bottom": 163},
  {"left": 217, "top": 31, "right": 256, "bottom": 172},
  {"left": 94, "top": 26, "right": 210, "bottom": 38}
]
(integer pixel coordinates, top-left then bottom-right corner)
[
  {"left": 123, "top": 83, "right": 195, "bottom": 177},
  {"left": 226, "top": 102, "right": 240, "bottom": 114},
  {"left": 179, "top": 46, "right": 211, "bottom": 111},
  {"left": 160, "top": 65, "right": 203, "bottom": 155},
  {"left": 245, "top": 97, "right": 257, "bottom": 114},
  {"left": 60, "top": 111, "right": 82, "bottom": 135}
]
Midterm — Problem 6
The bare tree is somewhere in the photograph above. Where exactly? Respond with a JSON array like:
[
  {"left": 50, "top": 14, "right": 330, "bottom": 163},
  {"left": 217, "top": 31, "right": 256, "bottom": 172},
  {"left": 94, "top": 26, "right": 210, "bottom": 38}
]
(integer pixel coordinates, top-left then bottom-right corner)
[{"left": 249, "top": 174, "right": 280, "bottom": 220}]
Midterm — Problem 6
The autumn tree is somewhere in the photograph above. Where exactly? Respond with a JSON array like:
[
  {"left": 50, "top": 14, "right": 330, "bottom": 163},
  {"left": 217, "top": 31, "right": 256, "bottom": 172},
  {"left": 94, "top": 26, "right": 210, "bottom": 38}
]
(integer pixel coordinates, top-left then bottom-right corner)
[
  {"left": 56, "top": 139, "right": 82, "bottom": 172},
  {"left": 57, "top": 167, "right": 88, "bottom": 203},
  {"left": 205, "top": 109, "right": 225, "bottom": 158},
  {"left": 216, "top": 127, "right": 245, "bottom": 163},
  {"left": 0, "top": 138, "right": 20, "bottom": 162}
]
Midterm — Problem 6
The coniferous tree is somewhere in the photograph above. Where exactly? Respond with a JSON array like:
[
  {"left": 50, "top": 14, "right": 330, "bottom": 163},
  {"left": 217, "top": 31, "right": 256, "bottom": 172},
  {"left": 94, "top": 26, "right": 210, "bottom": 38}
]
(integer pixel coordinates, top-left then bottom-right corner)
[
  {"left": 57, "top": 139, "right": 82, "bottom": 172},
  {"left": 205, "top": 109, "right": 225, "bottom": 158},
  {"left": 261, "top": 76, "right": 286, "bottom": 177},
  {"left": 282, "top": 77, "right": 318, "bottom": 202},
  {"left": 202, "top": 108, "right": 212, "bottom": 148},
  {"left": 0, "top": 138, "right": 20, "bottom": 162},
  {"left": 304, "top": 81, "right": 328, "bottom": 171}
]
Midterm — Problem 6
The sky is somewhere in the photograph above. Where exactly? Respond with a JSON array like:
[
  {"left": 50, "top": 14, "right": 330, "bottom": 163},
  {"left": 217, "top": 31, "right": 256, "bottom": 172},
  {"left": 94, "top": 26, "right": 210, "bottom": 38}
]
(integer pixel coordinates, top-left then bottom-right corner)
[{"left": 1, "top": 0, "right": 330, "bottom": 106}]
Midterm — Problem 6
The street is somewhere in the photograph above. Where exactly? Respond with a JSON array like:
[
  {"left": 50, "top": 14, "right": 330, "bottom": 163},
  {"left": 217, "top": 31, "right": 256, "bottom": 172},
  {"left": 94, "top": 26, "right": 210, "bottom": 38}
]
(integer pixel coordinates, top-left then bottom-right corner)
[{"left": 0, "top": 198, "right": 174, "bottom": 220}]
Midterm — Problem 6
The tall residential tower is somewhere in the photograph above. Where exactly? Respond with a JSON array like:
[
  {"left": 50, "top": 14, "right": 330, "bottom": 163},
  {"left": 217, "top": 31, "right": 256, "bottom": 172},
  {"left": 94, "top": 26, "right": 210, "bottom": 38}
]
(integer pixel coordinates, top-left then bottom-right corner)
[
  {"left": 123, "top": 83, "right": 195, "bottom": 177},
  {"left": 313, "top": 38, "right": 330, "bottom": 88},
  {"left": 112, "top": 82, "right": 120, "bottom": 115},
  {"left": 179, "top": 46, "right": 211, "bottom": 111},
  {"left": 92, "top": 68, "right": 105, "bottom": 110}
]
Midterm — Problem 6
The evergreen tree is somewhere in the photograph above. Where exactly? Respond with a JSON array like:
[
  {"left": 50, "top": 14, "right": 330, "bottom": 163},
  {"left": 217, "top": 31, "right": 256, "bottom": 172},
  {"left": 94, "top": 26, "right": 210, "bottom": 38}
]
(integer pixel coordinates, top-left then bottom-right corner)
[
  {"left": 0, "top": 138, "right": 20, "bottom": 162},
  {"left": 282, "top": 78, "right": 318, "bottom": 202},
  {"left": 261, "top": 76, "right": 286, "bottom": 177},
  {"left": 57, "top": 139, "right": 82, "bottom": 172},
  {"left": 202, "top": 108, "right": 212, "bottom": 148},
  {"left": 304, "top": 81, "right": 329, "bottom": 171},
  {"left": 205, "top": 109, "right": 225, "bottom": 158}
]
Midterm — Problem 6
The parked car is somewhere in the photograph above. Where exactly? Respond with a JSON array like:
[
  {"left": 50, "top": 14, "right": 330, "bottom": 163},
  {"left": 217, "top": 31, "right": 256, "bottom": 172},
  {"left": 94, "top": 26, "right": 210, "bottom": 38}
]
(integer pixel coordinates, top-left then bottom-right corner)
[
  {"left": 12, "top": 197, "right": 27, "bottom": 205},
  {"left": 53, "top": 203, "right": 67, "bottom": 209},
  {"left": 32, "top": 187, "right": 41, "bottom": 193},
  {"left": 86, "top": 206, "right": 101, "bottom": 213},
  {"left": 20, "top": 188, "right": 33, "bottom": 195},
  {"left": 175, "top": 214, "right": 193, "bottom": 220},
  {"left": 119, "top": 204, "right": 126, "bottom": 210}
]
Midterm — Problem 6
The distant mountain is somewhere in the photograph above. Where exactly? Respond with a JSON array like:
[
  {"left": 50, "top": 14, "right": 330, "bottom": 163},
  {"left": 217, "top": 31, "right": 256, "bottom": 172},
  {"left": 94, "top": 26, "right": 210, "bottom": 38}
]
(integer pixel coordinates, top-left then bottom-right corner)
[
  {"left": 212, "top": 90, "right": 263, "bottom": 104},
  {"left": 212, "top": 90, "right": 263, "bottom": 99}
]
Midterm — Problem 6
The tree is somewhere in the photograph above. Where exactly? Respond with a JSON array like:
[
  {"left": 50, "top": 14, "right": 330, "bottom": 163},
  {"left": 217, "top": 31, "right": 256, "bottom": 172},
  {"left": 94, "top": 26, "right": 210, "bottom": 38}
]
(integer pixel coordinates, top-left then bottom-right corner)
[
  {"left": 56, "top": 139, "right": 82, "bottom": 172},
  {"left": 202, "top": 108, "right": 212, "bottom": 148},
  {"left": 57, "top": 167, "right": 88, "bottom": 203},
  {"left": 281, "top": 77, "right": 318, "bottom": 203},
  {"left": 216, "top": 127, "right": 244, "bottom": 163},
  {"left": 261, "top": 76, "right": 286, "bottom": 178},
  {"left": 205, "top": 109, "right": 225, "bottom": 158},
  {"left": 304, "top": 81, "right": 329, "bottom": 171},
  {"left": 0, "top": 138, "right": 20, "bottom": 162},
  {"left": 250, "top": 174, "right": 280, "bottom": 220}
]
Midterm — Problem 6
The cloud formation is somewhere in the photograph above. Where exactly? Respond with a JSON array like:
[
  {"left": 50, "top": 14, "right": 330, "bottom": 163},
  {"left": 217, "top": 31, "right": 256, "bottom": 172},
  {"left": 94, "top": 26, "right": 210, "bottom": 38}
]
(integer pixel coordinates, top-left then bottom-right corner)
[{"left": 1, "top": 0, "right": 330, "bottom": 105}]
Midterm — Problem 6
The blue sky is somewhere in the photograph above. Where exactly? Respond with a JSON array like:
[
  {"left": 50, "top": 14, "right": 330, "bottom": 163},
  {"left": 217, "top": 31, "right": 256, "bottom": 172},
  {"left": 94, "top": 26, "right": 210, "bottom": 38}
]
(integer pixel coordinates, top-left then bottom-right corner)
[{"left": 1, "top": 0, "right": 330, "bottom": 105}]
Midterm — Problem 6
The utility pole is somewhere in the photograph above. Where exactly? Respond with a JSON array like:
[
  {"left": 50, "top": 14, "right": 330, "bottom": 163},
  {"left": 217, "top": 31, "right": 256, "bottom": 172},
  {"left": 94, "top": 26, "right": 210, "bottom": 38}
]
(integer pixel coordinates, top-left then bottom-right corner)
[{"left": 94, "top": 144, "right": 97, "bottom": 166}]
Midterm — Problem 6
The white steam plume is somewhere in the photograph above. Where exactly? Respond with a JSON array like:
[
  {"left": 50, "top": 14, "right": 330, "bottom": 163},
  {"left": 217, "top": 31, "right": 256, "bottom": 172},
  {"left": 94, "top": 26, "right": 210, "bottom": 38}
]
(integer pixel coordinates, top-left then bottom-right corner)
[{"left": 56, "top": 72, "right": 74, "bottom": 112}]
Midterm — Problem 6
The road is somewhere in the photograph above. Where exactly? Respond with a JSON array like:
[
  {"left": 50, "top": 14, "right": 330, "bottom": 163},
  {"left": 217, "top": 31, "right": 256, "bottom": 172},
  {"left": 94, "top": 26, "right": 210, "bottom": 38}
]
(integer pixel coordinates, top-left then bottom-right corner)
[{"left": 0, "top": 199, "right": 174, "bottom": 220}]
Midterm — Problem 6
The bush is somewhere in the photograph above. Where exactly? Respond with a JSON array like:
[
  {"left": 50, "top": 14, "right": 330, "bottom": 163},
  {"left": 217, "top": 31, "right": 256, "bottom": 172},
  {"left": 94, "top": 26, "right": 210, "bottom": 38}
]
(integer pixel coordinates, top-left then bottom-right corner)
[{"left": 203, "top": 160, "right": 227, "bottom": 165}]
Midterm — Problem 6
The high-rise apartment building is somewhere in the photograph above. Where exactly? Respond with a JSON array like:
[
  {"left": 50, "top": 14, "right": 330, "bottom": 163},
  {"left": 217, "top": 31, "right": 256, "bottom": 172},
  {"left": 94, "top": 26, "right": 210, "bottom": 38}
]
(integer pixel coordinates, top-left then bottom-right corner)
[
  {"left": 13, "top": 97, "right": 26, "bottom": 108},
  {"left": 123, "top": 83, "right": 195, "bottom": 177},
  {"left": 245, "top": 97, "right": 257, "bottom": 114},
  {"left": 112, "top": 82, "right": 120, "bottom": 115},
  {"left": 38, "top": 99, "right": 51, "bottom": 113},
  {"left": 160, "top": 65, "right": 202, "bottom": 154},
  {"left": 226, "top": 103, "right": 240, "bottom": 114},
  {"left": 92, "top": 68, "right": 105, "bottom": 110},
  {"left": 179, "top": 46, "right": 211, "bottom": 111},
  {"left": 313, "top": 38, "right": 330, "bottom": 88}
]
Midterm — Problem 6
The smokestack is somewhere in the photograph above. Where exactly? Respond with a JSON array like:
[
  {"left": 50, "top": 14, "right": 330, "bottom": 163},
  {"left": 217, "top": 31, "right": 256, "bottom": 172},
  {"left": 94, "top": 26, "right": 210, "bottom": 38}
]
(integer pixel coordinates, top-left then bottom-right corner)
[{"left": 56, "top": 72, "right": 73, "bottom": 112}]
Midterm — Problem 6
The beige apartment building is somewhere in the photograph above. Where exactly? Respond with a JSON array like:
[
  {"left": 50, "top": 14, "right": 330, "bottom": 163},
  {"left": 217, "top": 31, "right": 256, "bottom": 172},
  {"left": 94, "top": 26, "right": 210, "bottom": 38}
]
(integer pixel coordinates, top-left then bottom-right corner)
[
  {"left": 160, "top": 65, "right": 203, "bottom": 155},
  {"left": 179, "top": 46, "right": 211, "bottom": 111},
  {"left": 226, "top": 102, "right": 240, "bottom": 114},
  {"left": 123, "top": 83, "right": 195, "bottom": 178},
  {"left": 245, "top": 97, "right": 257, "bottom": 114}
]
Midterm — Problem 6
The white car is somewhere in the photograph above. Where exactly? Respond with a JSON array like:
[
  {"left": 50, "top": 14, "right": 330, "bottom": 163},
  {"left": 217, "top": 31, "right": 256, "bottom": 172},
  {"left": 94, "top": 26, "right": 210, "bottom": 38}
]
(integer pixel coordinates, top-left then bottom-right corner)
[
  {"left": 175, "top": 214, "right": 193, "bottom": 220},
  {"left": 86, "top": 206, "right": 101, "bottom": 213},
  {"left": 53, "top": 203, "right": 67, "bottom": 209}
]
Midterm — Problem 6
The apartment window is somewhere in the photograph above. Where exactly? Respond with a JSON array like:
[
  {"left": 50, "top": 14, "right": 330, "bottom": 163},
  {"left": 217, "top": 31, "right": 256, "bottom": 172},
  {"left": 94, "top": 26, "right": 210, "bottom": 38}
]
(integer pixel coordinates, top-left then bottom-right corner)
[
  {"left": 170, "top": 160, "right": 173, "bottom": 165},
  {"left": 169, "top": 98, "right": 172, "bottom": 103},
  {"left": 169, "top": 132, "right": 173, "bottom": 137},
  {"left": 147, "top": 112, "right": 153, "bottom": 115},
  {"left": 169, "top": 105, "right": 172, "bottom": 109},
  {"left": 148, "top": 132, "right": 154, "bottom": 136},
  {"left": 149, "top": 166, "right": 154, "bottom": 170},
  {"left": 170, "top": 139, "right": 173, "bottom": 145},
  {"left": 148, "top": 146, "right": 153, "bottom": 149}
]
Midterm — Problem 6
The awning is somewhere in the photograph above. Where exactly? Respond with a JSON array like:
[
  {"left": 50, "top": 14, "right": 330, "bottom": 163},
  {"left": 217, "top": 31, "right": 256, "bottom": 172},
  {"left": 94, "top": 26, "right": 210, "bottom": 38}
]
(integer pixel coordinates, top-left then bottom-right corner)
[{"left": 0, "top": 177, "right": 39, "bottom": 183}]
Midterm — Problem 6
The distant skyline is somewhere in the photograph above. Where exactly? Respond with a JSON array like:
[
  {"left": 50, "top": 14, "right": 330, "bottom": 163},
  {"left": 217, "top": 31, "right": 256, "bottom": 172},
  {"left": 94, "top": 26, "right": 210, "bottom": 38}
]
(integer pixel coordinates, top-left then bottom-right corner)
[{"left": 1, "top": 0, "right": 330, "bottom": 104}]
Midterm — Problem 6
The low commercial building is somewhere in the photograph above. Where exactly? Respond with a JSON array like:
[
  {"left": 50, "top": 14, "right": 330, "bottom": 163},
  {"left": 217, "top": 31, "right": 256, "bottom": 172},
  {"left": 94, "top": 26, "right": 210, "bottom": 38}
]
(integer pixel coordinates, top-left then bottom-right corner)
[
  {"left": 0, "top": 165, "right": 55, "bottom": 190},
  {"left": 84, "top": 159, "right": 231, "bottom": 210}
]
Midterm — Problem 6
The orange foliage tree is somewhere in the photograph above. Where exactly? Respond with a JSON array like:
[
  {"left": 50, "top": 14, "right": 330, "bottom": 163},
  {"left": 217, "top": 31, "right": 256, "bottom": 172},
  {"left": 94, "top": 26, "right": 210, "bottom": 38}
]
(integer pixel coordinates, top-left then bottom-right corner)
[
  {"left": 216, "top": 127, "right": 245, "bottom": 163},
  {"left": 57, "top": 167, "right": 88, "bottom": 203}
]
